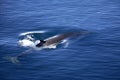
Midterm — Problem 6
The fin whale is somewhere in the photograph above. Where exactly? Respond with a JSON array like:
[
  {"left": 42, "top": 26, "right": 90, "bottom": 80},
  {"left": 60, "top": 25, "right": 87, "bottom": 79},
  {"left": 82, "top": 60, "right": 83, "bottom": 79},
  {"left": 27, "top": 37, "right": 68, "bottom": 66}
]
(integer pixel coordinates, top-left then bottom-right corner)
[{"left": 4, "top": 31, "right": 89, "bottom": 64}]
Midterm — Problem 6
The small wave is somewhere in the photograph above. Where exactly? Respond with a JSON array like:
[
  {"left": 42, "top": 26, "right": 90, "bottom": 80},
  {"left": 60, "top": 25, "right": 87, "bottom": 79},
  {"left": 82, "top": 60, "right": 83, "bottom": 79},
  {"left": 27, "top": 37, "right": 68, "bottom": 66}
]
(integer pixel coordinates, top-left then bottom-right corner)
[{"left": 19, "top": 31, "right": 46, "bottom": 36}]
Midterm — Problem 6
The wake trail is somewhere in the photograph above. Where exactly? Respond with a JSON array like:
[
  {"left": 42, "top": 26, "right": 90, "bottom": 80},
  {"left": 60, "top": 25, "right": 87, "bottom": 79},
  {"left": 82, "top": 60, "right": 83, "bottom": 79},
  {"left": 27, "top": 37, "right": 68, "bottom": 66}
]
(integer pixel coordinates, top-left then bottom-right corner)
[{"left": 3, "top": 49, "right": 33, "bottom": 64}]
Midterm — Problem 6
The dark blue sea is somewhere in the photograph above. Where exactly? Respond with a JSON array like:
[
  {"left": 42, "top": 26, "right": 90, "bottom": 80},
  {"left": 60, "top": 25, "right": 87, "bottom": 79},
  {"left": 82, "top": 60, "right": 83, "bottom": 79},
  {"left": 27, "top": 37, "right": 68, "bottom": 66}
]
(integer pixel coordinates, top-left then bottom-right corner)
[{"left": 0, "top": 0, "right": 120, "bottom": 80}]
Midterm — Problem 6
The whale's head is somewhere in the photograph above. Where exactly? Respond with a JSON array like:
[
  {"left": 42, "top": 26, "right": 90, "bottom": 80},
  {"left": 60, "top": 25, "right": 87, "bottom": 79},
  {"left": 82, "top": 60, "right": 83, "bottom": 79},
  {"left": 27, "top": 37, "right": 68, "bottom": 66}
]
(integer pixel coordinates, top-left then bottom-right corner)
[
  {"left": 18, "top": 34, "right": 37, "bottom": 48},
  {"left": 18, "top": 39, "right": 35, "bottom": 47}
]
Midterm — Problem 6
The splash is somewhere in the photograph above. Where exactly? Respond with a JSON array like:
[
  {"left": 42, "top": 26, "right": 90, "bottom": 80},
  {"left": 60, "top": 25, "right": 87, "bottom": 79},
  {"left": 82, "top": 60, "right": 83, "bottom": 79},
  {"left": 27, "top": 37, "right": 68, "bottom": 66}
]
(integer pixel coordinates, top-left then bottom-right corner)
[
  {"left": 18, "top": 39, "right": 35, "bottom": 47},
  {"left": 64, "top": 42, "right": 69, "bottom": 48},
  {"left": 18, "top": 30, "right": 47, "bottom": 48},
  {"left": 43, "top": 43, "right": 58, "bottom": 49},
  {"left": 61, "top": 39, "right": 69, "bottom": 48},
  {"left": 19, "top": 31, "right": 46, "bottom": 36},
  {"left": 19, "top": 31, "right": 71, "bottom": 49}
]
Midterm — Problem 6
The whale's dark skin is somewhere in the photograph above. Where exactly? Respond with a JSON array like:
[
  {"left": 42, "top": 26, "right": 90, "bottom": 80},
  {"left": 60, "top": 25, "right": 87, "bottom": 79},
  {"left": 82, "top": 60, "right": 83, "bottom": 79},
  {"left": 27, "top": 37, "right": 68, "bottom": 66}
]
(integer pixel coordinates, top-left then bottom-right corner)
[{"left": 36, "top": 31, "right": 88, "bottom": 47}]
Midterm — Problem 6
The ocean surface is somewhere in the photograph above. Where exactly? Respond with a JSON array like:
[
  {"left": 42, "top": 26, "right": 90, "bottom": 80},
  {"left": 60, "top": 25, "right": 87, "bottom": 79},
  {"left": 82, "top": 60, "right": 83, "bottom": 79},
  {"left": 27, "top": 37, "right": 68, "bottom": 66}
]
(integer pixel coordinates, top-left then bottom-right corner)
[{"left": 0, "top": 0, "right": 120, "bottom": 80}]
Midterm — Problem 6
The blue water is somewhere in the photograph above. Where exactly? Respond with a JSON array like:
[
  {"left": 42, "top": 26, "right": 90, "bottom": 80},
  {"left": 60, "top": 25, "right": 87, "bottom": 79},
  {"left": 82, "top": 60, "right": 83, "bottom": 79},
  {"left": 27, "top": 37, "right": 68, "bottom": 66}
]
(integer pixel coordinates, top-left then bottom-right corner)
[{"left": 0, "top": 0, "right": 120, "bottom": 80}]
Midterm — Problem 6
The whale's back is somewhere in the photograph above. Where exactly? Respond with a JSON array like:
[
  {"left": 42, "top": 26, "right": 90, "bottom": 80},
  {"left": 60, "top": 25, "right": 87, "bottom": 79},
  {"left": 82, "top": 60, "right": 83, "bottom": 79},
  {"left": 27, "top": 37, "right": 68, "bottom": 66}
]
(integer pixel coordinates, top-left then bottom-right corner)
[{"left": 44, "top": 31, "right": 87, "bottom": 46}]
